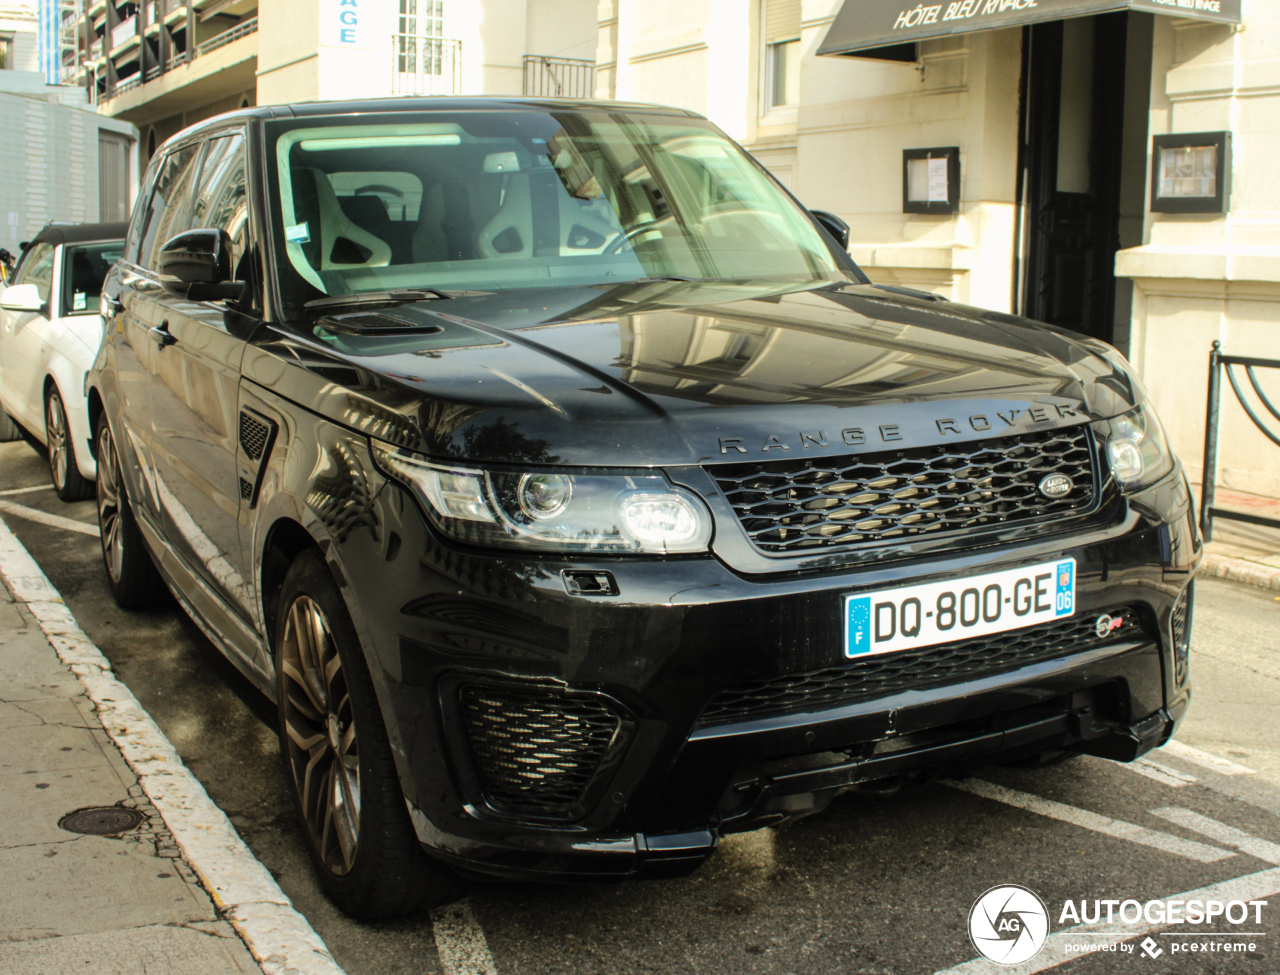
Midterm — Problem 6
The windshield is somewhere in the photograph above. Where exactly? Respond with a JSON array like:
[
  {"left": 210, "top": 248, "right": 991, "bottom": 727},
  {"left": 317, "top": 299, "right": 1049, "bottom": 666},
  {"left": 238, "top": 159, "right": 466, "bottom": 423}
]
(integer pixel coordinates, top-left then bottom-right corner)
[{"left": 265, "top": 109, "right": 851, "bottom": 316}]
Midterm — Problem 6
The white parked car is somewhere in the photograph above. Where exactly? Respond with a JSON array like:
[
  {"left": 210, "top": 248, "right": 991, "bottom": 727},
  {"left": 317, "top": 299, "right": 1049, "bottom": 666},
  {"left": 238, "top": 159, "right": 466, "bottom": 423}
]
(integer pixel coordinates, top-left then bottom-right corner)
[{"left": 0, "top": 223, "right": 126, "bottom": 500}]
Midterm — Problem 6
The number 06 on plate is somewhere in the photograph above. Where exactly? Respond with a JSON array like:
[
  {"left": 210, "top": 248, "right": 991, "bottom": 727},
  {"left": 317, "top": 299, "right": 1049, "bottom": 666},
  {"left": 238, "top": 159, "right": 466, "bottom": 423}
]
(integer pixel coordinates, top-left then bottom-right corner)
[{"left": 844, "top": 558, "right": 1076, "bottom": 658}]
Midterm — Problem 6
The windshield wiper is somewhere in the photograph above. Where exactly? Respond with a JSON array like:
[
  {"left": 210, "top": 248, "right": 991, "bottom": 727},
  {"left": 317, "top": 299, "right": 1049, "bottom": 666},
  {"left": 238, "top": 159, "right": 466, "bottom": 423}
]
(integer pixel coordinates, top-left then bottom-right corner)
[{"left": 305, "top": 288, "right": 453, "bottom": 312}]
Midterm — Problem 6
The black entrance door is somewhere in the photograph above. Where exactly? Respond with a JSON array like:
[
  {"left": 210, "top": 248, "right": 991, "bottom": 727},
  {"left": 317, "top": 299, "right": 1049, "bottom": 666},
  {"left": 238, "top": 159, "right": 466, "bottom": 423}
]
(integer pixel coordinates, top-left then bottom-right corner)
[{"left": 1018, "top": 14, "right": 1128, "bottom": 342}]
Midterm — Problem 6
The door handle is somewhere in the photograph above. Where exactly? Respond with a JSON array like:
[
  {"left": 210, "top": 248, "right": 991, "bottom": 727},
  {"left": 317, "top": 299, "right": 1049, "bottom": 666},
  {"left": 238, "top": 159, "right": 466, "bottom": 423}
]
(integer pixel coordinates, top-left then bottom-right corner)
[
  {"left": 149, "top": 321, "right": 177, "bottom": 349},
  {"left": 102, "top": 293, "right": 123, "bottom": 318}
]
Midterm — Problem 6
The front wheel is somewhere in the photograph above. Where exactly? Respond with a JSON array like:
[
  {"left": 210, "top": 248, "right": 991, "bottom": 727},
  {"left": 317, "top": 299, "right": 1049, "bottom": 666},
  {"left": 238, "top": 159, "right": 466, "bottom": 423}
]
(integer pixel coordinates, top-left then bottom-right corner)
[
  {"left": 275, "top": 549, "right": 454, "bottom": 919},
  {"left": 47, "top": 386, "right": 93, "bottom": 502},
  {"left": 95, "top": 413, "right": 168, "bottom": 609}
]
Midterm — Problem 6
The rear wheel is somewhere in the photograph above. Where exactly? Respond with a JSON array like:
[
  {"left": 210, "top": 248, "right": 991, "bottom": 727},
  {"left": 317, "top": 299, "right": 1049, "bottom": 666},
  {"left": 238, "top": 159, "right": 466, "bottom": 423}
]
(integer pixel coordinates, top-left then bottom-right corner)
[
  {"left": 47, "top": 386, "right": 93, "bottom": 502},
  {"left": 95, "top": 413, "right": 168, "bottom": 609},
  {"left": 275, "top": 549, "right": 454, "bottom": 919}
]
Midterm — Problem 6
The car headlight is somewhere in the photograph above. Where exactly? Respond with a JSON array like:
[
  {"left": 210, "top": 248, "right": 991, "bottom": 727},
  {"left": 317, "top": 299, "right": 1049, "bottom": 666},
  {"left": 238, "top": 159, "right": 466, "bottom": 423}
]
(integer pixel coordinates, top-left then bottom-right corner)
[
  {"left": 371, "top": 442, "right": 713, "bottom": 554},
  {"left": 1103, "top": 406, "right": 1174, "bottom": 491}
]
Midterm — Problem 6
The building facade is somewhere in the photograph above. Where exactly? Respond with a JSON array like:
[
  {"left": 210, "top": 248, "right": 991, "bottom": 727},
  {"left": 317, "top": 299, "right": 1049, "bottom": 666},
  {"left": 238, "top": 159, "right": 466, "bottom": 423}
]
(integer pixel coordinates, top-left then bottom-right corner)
[
  {"left": 594, "top": 0, "right": 1278, "bottom": 497},
  {"left": 64, "top": 0, "right": 598, "bottom": 157},
  {"left": 0, "top": 2, "right": 135, "bottom": 242}
]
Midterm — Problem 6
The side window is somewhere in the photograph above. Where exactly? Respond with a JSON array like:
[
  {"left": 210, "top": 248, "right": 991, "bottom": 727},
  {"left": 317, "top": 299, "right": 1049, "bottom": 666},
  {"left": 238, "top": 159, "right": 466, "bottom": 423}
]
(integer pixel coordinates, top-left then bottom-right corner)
[
  {"left": 137, "top": 143, "right": 203, "bottom": 270},
  {"left": 191, "top": 132, "right": 250, "bottom": 277},
  {"left": 63, "top": 242, "right": 124, "bottom": 315},
  {"left": 14, "top": 242, "right": 55, "bottom": 303}
]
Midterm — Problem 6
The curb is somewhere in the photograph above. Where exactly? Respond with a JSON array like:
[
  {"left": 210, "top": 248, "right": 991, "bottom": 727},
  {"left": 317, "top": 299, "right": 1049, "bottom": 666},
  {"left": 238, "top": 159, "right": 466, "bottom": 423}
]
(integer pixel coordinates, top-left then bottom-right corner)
[
  {"left": 1202, "top": 552, "right": 1280, "bottom": 592},
  {"left": 0, "top": 518, "right": 347, "bottom": 975}
]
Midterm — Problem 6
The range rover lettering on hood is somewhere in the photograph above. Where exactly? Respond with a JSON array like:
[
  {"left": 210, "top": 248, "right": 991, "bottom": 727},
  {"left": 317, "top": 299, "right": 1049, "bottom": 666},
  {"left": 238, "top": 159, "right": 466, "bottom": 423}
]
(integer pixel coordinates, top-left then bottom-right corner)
[{"left": 717, "top": 403, "right": 1084, "bottom": 454}]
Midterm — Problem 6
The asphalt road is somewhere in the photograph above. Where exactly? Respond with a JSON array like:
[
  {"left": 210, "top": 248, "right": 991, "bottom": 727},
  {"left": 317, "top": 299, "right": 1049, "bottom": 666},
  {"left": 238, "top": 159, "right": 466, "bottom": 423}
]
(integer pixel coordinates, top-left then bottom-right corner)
[{"left": 2, "top": 436, "right": 1279, "bottom": 975}]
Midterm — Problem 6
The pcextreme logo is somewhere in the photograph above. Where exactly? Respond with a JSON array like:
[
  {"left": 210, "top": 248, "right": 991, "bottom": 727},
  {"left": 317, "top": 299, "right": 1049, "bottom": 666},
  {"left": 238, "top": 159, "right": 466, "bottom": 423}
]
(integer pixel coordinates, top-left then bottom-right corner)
[{"left": 967, "top": 886, "right": 1269, "bottom": 966}]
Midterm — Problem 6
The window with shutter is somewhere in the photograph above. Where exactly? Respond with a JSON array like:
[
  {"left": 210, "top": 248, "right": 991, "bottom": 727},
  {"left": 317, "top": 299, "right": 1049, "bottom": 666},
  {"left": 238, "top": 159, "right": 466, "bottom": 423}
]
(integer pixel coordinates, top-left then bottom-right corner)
[{"left": 763, "top": 0, "right": 802, "bottom": 110}]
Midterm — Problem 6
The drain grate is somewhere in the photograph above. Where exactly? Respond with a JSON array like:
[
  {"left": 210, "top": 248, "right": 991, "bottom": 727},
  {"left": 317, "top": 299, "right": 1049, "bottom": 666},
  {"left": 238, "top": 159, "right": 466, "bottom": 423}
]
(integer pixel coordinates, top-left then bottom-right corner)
[{"left": 59, "top": 805, "right": 145, "bottom": 836}]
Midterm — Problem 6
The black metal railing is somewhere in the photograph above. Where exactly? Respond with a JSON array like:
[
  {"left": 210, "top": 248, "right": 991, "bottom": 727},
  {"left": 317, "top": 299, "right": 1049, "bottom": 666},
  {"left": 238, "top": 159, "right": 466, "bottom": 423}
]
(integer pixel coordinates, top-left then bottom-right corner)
[
  {"left": 522, "top": 55, "right": 595, "bottom": 99},
  {"left": 1199, "top": 340, "right": 1280, "bottom": 540}
]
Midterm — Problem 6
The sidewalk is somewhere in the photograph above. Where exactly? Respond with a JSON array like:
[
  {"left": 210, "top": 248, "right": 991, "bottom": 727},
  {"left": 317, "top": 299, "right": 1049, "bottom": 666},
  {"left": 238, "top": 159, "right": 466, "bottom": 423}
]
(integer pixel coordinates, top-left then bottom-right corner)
[
  {"left": 1197, "top": 485, "right": 1280, "bottom": 591},
  {"left": 0, "top": 577, "right": 260, "bottom": 972},
  {"left": 0, "top": 519, "right": 344, "bottom": 975}
]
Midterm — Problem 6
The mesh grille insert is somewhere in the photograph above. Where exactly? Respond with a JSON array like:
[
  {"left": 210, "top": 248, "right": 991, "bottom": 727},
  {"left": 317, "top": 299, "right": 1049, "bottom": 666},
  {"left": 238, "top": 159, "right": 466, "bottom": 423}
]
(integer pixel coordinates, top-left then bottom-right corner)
[
  {"left": 238, "top": 412, "right": 270, "bottom": 461},
  {"left": 698, "top": 608, "right": 1139, "bottom": 726},
  {"left": 459, "top": 684, "right": 621, "bottom": 817},
  {"left": 710, "top": 426, "right": 1095, "bottom": 554}
]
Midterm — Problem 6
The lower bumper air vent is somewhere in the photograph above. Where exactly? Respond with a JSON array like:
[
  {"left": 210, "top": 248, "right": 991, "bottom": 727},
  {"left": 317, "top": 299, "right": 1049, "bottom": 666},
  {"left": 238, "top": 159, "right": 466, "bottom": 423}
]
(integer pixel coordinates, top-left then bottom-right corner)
[{"left": 458, "top": 683, "right": 623, "bottom": 820}]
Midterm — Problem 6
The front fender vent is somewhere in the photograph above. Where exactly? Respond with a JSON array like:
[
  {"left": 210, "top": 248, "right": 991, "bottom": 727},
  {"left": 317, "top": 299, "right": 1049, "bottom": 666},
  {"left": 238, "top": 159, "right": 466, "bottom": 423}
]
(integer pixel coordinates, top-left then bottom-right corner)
[{"left": 236, "top": 409, "right": 278, "bottom": 508}]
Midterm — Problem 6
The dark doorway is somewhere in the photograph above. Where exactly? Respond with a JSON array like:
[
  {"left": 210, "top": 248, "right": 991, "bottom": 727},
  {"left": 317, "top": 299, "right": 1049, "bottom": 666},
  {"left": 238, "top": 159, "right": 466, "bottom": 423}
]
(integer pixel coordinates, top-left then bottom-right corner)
[{"left": 1016, "top": 13, "right": 1145, "bottom": 344}]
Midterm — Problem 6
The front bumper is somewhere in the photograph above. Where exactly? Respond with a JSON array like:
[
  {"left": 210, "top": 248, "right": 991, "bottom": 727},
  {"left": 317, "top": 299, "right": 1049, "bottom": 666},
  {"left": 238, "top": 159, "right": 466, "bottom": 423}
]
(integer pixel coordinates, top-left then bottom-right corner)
[{"left": 332, "top": 463, "right": 1199, "bottom": 883}]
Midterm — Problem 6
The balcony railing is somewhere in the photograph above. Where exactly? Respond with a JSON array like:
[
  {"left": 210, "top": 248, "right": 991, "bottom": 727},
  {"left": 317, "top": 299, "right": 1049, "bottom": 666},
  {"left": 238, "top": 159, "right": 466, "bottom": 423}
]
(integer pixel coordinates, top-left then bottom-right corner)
[
  {"left": 196, "top": 16, "right": 257, "bottom": 56},
  {"left": 522, "top": 55, "right": 595, "bottom": 99},
  {"left": 100, "top": 13, "right": 256, "bottom": 100},
  {"left": 391, "top": 35, "right": 461, "bottom": 96}
]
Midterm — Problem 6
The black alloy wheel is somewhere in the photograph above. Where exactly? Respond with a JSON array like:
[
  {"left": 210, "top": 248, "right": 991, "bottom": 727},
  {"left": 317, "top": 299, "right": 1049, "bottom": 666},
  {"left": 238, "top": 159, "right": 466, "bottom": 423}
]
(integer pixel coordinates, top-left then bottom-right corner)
[
  {"left": 46, "top": 386, "right": 93, "bottom": 502},
  {"left": 275, "top": 549, "right": 453, "bottom": 919},
  {"left": 94, "top": 413, "right": 168, "bottom": 609}
]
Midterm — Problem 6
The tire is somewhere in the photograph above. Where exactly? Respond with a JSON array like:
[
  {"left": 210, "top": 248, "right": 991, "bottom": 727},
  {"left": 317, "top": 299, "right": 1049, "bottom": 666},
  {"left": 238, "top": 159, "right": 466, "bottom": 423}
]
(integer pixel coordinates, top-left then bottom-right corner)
[
  {"left": 47, "top": 386, "right": 94, "bottom": 502},
  {"left": 95, "top": 413, "right": 168, "bottom": 609},
  {"left": 275, "top": 549, "right": 454, "bottom": 919},
  {"left": 0, "top": 399, "right": 21, "bottom": 442}
]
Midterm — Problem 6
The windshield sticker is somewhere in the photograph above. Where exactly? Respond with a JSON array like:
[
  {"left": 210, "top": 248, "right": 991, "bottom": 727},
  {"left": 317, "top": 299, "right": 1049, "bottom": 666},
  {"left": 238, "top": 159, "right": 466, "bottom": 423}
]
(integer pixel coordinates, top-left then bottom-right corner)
[{"left": 286, "top": 222, "right": 311, "bottom": 243}]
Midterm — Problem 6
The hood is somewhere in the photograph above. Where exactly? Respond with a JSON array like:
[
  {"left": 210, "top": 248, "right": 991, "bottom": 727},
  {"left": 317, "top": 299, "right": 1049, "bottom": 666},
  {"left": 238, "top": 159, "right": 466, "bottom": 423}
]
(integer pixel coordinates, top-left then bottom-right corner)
[{"left": 244, "top": 281, "right": 1143, "bottom": 467}]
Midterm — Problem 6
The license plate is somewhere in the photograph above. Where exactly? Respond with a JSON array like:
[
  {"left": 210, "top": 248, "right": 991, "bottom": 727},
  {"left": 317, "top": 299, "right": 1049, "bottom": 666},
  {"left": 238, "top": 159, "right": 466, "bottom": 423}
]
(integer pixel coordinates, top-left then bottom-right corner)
[{"left": 844, "top": 558, "right": 1076, "bottom": 658}]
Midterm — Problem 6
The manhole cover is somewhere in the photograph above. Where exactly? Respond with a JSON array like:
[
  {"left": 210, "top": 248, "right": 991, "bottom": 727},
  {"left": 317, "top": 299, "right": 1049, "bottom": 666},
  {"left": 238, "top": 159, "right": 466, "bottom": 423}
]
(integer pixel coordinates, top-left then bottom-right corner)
[{"left": 59, "top": 806, "right": 145, "bottom": 836}]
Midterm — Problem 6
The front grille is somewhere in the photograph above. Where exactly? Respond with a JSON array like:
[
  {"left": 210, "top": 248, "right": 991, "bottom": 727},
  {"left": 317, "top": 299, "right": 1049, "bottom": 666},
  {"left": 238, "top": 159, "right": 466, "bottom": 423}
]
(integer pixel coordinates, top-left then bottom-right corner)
[
  {"left": 459, "top": 684, "right": 621, "bottom": 818},
  {"left": 698, "top": 608, "right": 1139, "bottom": 726},
  {"left": 710, "top": 426, "right": 1095, "bottom": 554}
]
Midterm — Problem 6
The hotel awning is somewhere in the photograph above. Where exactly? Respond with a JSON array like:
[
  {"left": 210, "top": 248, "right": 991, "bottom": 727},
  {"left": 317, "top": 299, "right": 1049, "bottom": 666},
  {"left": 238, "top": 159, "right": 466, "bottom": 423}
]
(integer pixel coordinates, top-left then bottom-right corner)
[{"left": 819, "top": 0, "right": 1241, "bottom": 59}]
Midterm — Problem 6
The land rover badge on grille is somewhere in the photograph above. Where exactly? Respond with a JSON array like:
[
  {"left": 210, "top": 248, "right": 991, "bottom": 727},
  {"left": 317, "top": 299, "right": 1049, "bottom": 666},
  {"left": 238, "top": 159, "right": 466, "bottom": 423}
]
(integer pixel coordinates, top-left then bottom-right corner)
[{"left": 1038, "top": 473, "right": 1073, "bottom": 499}]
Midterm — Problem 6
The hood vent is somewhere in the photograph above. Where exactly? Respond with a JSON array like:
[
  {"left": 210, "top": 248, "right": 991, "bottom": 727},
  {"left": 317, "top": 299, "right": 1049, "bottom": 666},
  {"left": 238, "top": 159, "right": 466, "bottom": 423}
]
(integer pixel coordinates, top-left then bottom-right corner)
[{"left": 319, "top": 312, "right": 444, "bottom": 335}]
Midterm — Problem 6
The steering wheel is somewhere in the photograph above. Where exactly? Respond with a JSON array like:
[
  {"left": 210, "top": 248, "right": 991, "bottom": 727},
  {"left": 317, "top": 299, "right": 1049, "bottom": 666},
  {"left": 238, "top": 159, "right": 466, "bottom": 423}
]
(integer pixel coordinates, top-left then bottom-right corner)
[{"left": 603, "top": 222, "right": 664, "bottom": 256}]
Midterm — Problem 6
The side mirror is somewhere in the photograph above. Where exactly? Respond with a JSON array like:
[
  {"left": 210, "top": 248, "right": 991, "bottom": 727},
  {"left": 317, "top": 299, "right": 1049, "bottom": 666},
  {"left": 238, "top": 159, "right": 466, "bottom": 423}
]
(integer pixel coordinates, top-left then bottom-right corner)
[
  {"left": 0, "top": 282, "right": 44, "bottom": 313},
  {"left": 810, "top": 209, "right": 850, "bottom": 250},
  {"left": 158, "top": 228, "right": 238, "bottom": 299}
]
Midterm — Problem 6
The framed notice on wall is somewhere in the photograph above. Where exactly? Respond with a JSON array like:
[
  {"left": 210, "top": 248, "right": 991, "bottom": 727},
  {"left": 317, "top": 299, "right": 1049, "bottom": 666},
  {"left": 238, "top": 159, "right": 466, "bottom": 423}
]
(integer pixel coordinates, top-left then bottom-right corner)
[{"left": 903, "top": 147, "right": 960, "bottom": 215}]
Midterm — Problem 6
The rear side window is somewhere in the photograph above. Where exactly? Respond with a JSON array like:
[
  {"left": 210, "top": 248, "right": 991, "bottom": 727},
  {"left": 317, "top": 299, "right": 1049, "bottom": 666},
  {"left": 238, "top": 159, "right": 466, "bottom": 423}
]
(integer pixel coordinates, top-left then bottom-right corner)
[
  {"left": 63, "top": 242, "right": 124, "bottom": 315},
  {"left": 14, "top": 242, "right": 54, "bottom": 303},
  {"left": 137, "top": 143, "right": 203, "bottom": 270}
]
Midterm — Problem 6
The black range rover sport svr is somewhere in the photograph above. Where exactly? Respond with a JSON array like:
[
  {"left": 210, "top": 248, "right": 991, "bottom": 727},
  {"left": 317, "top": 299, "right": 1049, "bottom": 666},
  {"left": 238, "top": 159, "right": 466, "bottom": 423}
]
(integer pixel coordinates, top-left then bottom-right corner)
[{"left": 89, "top": 98, "right": 1199, "bottom": 918}]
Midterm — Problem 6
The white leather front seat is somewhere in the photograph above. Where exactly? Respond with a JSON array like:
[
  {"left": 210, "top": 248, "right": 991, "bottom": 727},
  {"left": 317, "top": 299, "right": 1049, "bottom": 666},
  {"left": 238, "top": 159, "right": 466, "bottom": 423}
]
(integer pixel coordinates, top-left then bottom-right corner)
[
  {"left": 476, "top": 173, "right": 622, "bottom": 259},
  {"left": 290, "top": 167, "right": 393, "bottom": 276}
]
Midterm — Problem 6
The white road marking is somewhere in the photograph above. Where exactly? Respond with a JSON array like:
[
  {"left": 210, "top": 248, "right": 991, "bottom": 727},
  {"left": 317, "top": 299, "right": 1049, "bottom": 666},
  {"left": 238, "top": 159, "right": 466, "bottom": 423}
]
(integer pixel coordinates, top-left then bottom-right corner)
[
  {"left": 1152, "top": 808, "right": 1280, "bottom": 865},
  {"left": 1160, "top": 740, "right": 1257, "bottom": 776},
  {"left": 0, "top": 484, "right": 53, "bottom": 496},
  {"left": 933, "top": 865, "right": 1280, "bottom": 974},
  {"left": 431, "top": 900, "right": 499, "bottom": 975},
  {"left": 1127, "top": 757, "right": 1198, "bottom": 789},
  {"left": 949, "top": 780, "right": 1234, "bottom": 864},
  {"left": 0, "top": 498, "right": 99, "bottom": 536},
  {"left": 0, "top": 517, "right": 347, "bottom": 975}
]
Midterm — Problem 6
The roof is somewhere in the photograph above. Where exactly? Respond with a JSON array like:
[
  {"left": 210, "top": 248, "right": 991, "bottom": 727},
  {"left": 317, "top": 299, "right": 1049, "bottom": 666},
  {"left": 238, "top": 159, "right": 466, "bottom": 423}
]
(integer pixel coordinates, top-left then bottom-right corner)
[
  {"left": 162, "top": 96, "right": 708, "bottom": 147},
  {"left": 28, "top": 222, "right": 128, "bottom": 248}
]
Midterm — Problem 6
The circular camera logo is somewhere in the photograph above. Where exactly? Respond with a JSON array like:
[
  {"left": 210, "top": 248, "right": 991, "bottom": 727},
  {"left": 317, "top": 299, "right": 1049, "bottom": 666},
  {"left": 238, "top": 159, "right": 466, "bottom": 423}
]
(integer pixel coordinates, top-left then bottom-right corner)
[{"left": 968, "top": 885, "right": 1049, "bottom": 966}]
